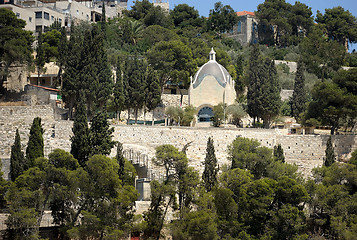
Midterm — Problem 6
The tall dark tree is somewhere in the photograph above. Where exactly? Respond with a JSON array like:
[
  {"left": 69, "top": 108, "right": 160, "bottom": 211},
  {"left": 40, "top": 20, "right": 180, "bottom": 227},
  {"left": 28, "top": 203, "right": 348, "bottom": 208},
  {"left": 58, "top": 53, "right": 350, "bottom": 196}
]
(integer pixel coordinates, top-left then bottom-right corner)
[
  {"left": 273, "top": 144, "right": 285, "bottom": 163},
  {"left": 124, "top": 57, "right": 147, "bottom": 123},
  {"left": 0, "top": 8, "right": 33, "bottom": 95},
  {"left": 116, "top": 141, "right": 125, "bottom": 183},
  {"left": 84, "top": 25, "right": 113, "bottom": 112},
  {"left": 35, "top": 31, "right": 45, "bottom": 85},
  {"left": 57, "top": 27, "right": 68, "bottom": 86},
  {"left": 246, "top": 44, "right": 261, "bottom": 124},
  {"left": 112, "top": 59, "right": 126, "bottom": 120},
  {"left": 100, "top": 1, "right": 107, "bottom": 36},
  {"left": 324, "top": 136, "right": 335, "bottom": 167},
  {"left": 89, "top": 111, "right": 115, "bottom": 156},
  {"left": 70, "top": 95, "right": 91, "bottom": 167},
  {"left": 145, "top": 67, "right": 161, "bottom": 124},
  {"left": 256, "top": 58, "right": 281, "bottom": 128},
  {"left": 202, "top": 137, "right": 219, "bottom": 192},
  {"left": 291, "top": 60, "right": 307, "bottom": 122},
  {"left": 247, "top": 49, "right": 281, "bottom": 128},
  {"left": 61, "top": 24, "right": 85, "bottom": 119},
  {"left": 25, "top": 117, "right": 44, "bottom": 168},
  {"left": 10, "top": 129, "right": 25, "bottom": 181},
  {"left": 62, "top": 24, "right": 112, "bottom": 118}
]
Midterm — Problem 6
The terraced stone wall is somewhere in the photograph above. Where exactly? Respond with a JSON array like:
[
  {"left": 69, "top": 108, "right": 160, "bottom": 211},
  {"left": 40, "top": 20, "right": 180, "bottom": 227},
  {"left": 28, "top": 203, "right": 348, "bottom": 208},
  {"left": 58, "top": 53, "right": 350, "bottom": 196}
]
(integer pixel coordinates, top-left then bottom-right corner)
[{"left": 1, "top": 106, "right": 356, "bottom": 179}]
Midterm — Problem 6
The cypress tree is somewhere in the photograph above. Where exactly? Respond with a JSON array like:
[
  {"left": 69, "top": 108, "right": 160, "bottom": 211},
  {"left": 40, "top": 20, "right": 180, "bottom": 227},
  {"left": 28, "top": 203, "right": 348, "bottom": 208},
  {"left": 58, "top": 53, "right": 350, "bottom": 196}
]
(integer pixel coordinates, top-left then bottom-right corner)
[
  {"left": 146, "top": 66, "right": 161, "bottom": 124},
  {"left": 257, "top": 58, "right": 281, "bottom": 128},
  {"left": 57, "top": 27, "right": 68, "bottom": 86},
  {"left": 62, "top": 24, "right": 83, "bottom": 119},
  {"left": 291, "top": 60, "right": 307, "bottom": 122},
  {"left": 116, "top": 142, "right": 125, "bottom": 183},
  {"left": 89, "top": 110, "right": 115, "bottom": 156},
  {"left": 100, "top": 1, "right": 107, "bottom": 38},
  {"left": 273, "top": 144, "right": 285, "bottom": 163},
  {"left": 113, "top": 59, "right": 126, "bottom": 120},
  {"left": 10, "top": 129, "right": 25, "bottom": 181},
  {"left": 247, "top": 44, "right": 261, "bottom": 124},
  {"left": 126, "top": 57, "right": 147, "bottom": 123},
  {"left": 26, "top": 117, "right": 44, "bottom": 168},
  {"left": 70, "top": 94, "right": 91, "bottom": 167},
  {"left": 324, "top": 136, "right": 335, "bottom": 167},
  {"left": 93, "top": 26, "right": 112, "bottom": 110},
  {"left": 83, "top": 25, "right": 112, "bottom": 112},
  {"left": 202, "top": 137, "right": 219, "bottom": 192},
  {"left": 35, "top": 32, "right": 45, "bottom": 85}
]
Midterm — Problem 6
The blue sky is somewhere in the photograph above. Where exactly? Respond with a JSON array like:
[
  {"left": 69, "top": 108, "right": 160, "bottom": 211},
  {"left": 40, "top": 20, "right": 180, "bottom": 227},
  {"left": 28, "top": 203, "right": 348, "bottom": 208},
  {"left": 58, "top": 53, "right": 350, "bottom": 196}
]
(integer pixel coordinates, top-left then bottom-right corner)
[{"left": 128, "top": 0, "right": 357, "bottom": 51}]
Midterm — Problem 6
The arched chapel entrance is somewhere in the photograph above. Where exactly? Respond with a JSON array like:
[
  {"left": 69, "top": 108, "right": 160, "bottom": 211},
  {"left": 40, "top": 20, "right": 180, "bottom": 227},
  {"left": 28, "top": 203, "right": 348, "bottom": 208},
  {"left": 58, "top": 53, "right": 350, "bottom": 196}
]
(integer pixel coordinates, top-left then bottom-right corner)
[{"left": 198, "top": 106, "right": 213, "bottom": 122}]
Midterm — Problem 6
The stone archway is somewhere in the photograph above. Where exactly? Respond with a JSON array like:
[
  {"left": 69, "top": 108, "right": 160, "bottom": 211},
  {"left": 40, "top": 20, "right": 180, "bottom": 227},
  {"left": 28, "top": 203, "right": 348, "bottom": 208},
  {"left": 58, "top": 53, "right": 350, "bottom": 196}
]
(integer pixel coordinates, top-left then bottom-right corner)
[{"left": 197, "top": 105, "right": 214, "bottom": 122}]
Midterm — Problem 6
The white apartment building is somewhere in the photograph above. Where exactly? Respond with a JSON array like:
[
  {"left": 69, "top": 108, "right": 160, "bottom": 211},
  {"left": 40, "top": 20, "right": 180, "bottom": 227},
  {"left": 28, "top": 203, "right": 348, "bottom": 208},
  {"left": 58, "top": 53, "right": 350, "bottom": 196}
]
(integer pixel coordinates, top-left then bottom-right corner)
[{"left": 0, "top": 0, "right": 127, "bottom": 33}]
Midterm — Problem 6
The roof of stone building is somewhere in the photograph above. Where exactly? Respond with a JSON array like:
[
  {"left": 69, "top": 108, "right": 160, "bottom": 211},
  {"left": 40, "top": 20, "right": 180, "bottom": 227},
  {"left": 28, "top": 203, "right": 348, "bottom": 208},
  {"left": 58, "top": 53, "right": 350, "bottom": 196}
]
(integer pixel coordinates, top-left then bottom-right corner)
[
  {"left": 192, "top": 48, "right": 231, "bottom": 89},
  {"left": 236, "top": 11, "right": 255, "bottom": 17}
]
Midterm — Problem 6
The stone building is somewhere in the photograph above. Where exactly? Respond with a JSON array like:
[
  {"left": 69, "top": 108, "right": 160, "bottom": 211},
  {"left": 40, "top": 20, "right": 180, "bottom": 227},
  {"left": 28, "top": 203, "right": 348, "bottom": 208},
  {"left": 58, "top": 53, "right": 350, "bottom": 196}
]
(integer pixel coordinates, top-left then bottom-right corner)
[
  {"left": 229, "top": 11, "right": 258, "bottom": 46},
  {"left": 152, "top": 0, "right": 168, "bottom": 12},
  {"left": 188, "top": 48, "right": 236, "bottom": 121}
]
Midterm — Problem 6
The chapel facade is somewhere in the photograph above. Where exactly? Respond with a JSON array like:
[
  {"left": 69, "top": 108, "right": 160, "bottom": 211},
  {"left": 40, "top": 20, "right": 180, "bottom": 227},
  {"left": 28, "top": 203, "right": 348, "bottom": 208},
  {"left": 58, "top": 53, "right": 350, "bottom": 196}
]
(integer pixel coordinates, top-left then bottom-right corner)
[{"left": 188, "top": 48, "right": 236, "bottom": 121}]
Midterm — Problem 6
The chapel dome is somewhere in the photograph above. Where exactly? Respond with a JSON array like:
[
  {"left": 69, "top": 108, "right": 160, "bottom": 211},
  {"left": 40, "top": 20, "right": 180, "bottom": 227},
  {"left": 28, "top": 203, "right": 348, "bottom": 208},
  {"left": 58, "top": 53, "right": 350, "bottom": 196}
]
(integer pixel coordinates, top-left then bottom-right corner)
[{"left": 192, "top": 48, "right": 231, "bottom": 89}]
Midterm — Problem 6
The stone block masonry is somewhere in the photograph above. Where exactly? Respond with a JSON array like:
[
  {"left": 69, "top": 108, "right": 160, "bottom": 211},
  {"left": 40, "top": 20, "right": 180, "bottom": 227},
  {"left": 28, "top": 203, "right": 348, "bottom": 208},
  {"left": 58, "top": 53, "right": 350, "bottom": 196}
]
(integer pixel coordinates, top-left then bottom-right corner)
[{"left": 0, "top": 105, "right": 356, "bottom": 179}]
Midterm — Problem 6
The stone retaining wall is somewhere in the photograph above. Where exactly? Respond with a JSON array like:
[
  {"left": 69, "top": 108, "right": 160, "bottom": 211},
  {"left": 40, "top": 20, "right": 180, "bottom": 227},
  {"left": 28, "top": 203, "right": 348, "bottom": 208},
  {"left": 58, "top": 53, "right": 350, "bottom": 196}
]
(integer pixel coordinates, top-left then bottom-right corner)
[{"left": 1, "top": 105, "right": 356, "bottom": 179}]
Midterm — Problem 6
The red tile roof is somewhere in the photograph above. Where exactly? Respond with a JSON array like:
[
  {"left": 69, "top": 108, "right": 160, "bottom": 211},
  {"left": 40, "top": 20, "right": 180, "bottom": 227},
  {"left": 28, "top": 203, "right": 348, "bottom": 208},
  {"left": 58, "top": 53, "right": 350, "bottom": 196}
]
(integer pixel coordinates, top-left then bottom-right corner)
[{"left": 236, "top": 11, "right": 255, "bottom": 17}]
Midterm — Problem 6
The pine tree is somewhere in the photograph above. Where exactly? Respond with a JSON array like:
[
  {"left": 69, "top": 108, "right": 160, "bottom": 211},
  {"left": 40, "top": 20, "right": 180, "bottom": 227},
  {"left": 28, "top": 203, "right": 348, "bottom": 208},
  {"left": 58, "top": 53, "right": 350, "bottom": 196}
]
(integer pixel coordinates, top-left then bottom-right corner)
[
  {"left": 89, "top": 110, "right": 115, "bottom": 156},
  {"left": 324, "top": 136, "right": 335, "bottom": 167},
  {"left": 113, "top": 59, "right": 126, "bottom": 120},
  {"left": 291, "top": 60, "right": 307, "bottom": 122},
  {"left": 273, "top": 144, "right": 285, "bottom": 163},
  {"left": 26, "top": 117, "right": 44, "bottom": 168},
  {"left": 70, "top": 95, "right": 91, "bottom": 167},
  {"left": 10, "top": 129, "right": 25, "bottom": 181},
  {"left": 116, "top": 142, "right": 125, "bottom": 183},
  {"left": 202, "top": 137, "right": 219, "bottom": 192},
  {"left": 35, "top": 32, "right": 45, "bottom": 85}
]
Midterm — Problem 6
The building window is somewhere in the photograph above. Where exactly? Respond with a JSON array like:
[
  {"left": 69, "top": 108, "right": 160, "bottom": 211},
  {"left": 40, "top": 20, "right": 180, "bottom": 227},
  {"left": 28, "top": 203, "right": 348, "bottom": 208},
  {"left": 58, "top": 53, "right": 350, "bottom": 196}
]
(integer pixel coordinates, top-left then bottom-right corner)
[
  {"left": 237, "top": 21, "right": 242, "bottom": 33},
  {"left": 36, "top": 25, "right": 42, "bottom": 32},
  {"left": 29, "top": 17, "right": 32, "bottom": 22},
  {"left": 58, "top": 18, "right": 62, "bottom": 23},
  {"left": 15, "top": 12, "right": 20, "bottom": 17},
  {"left": 44, "top": 12, "right": 49, "bottom": 20},
  {"left": 35, "top": 11, "right": 42, "bottom": 19},
  {"left": 51, "top": 16, "right": 54, "bottom": 21}
]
